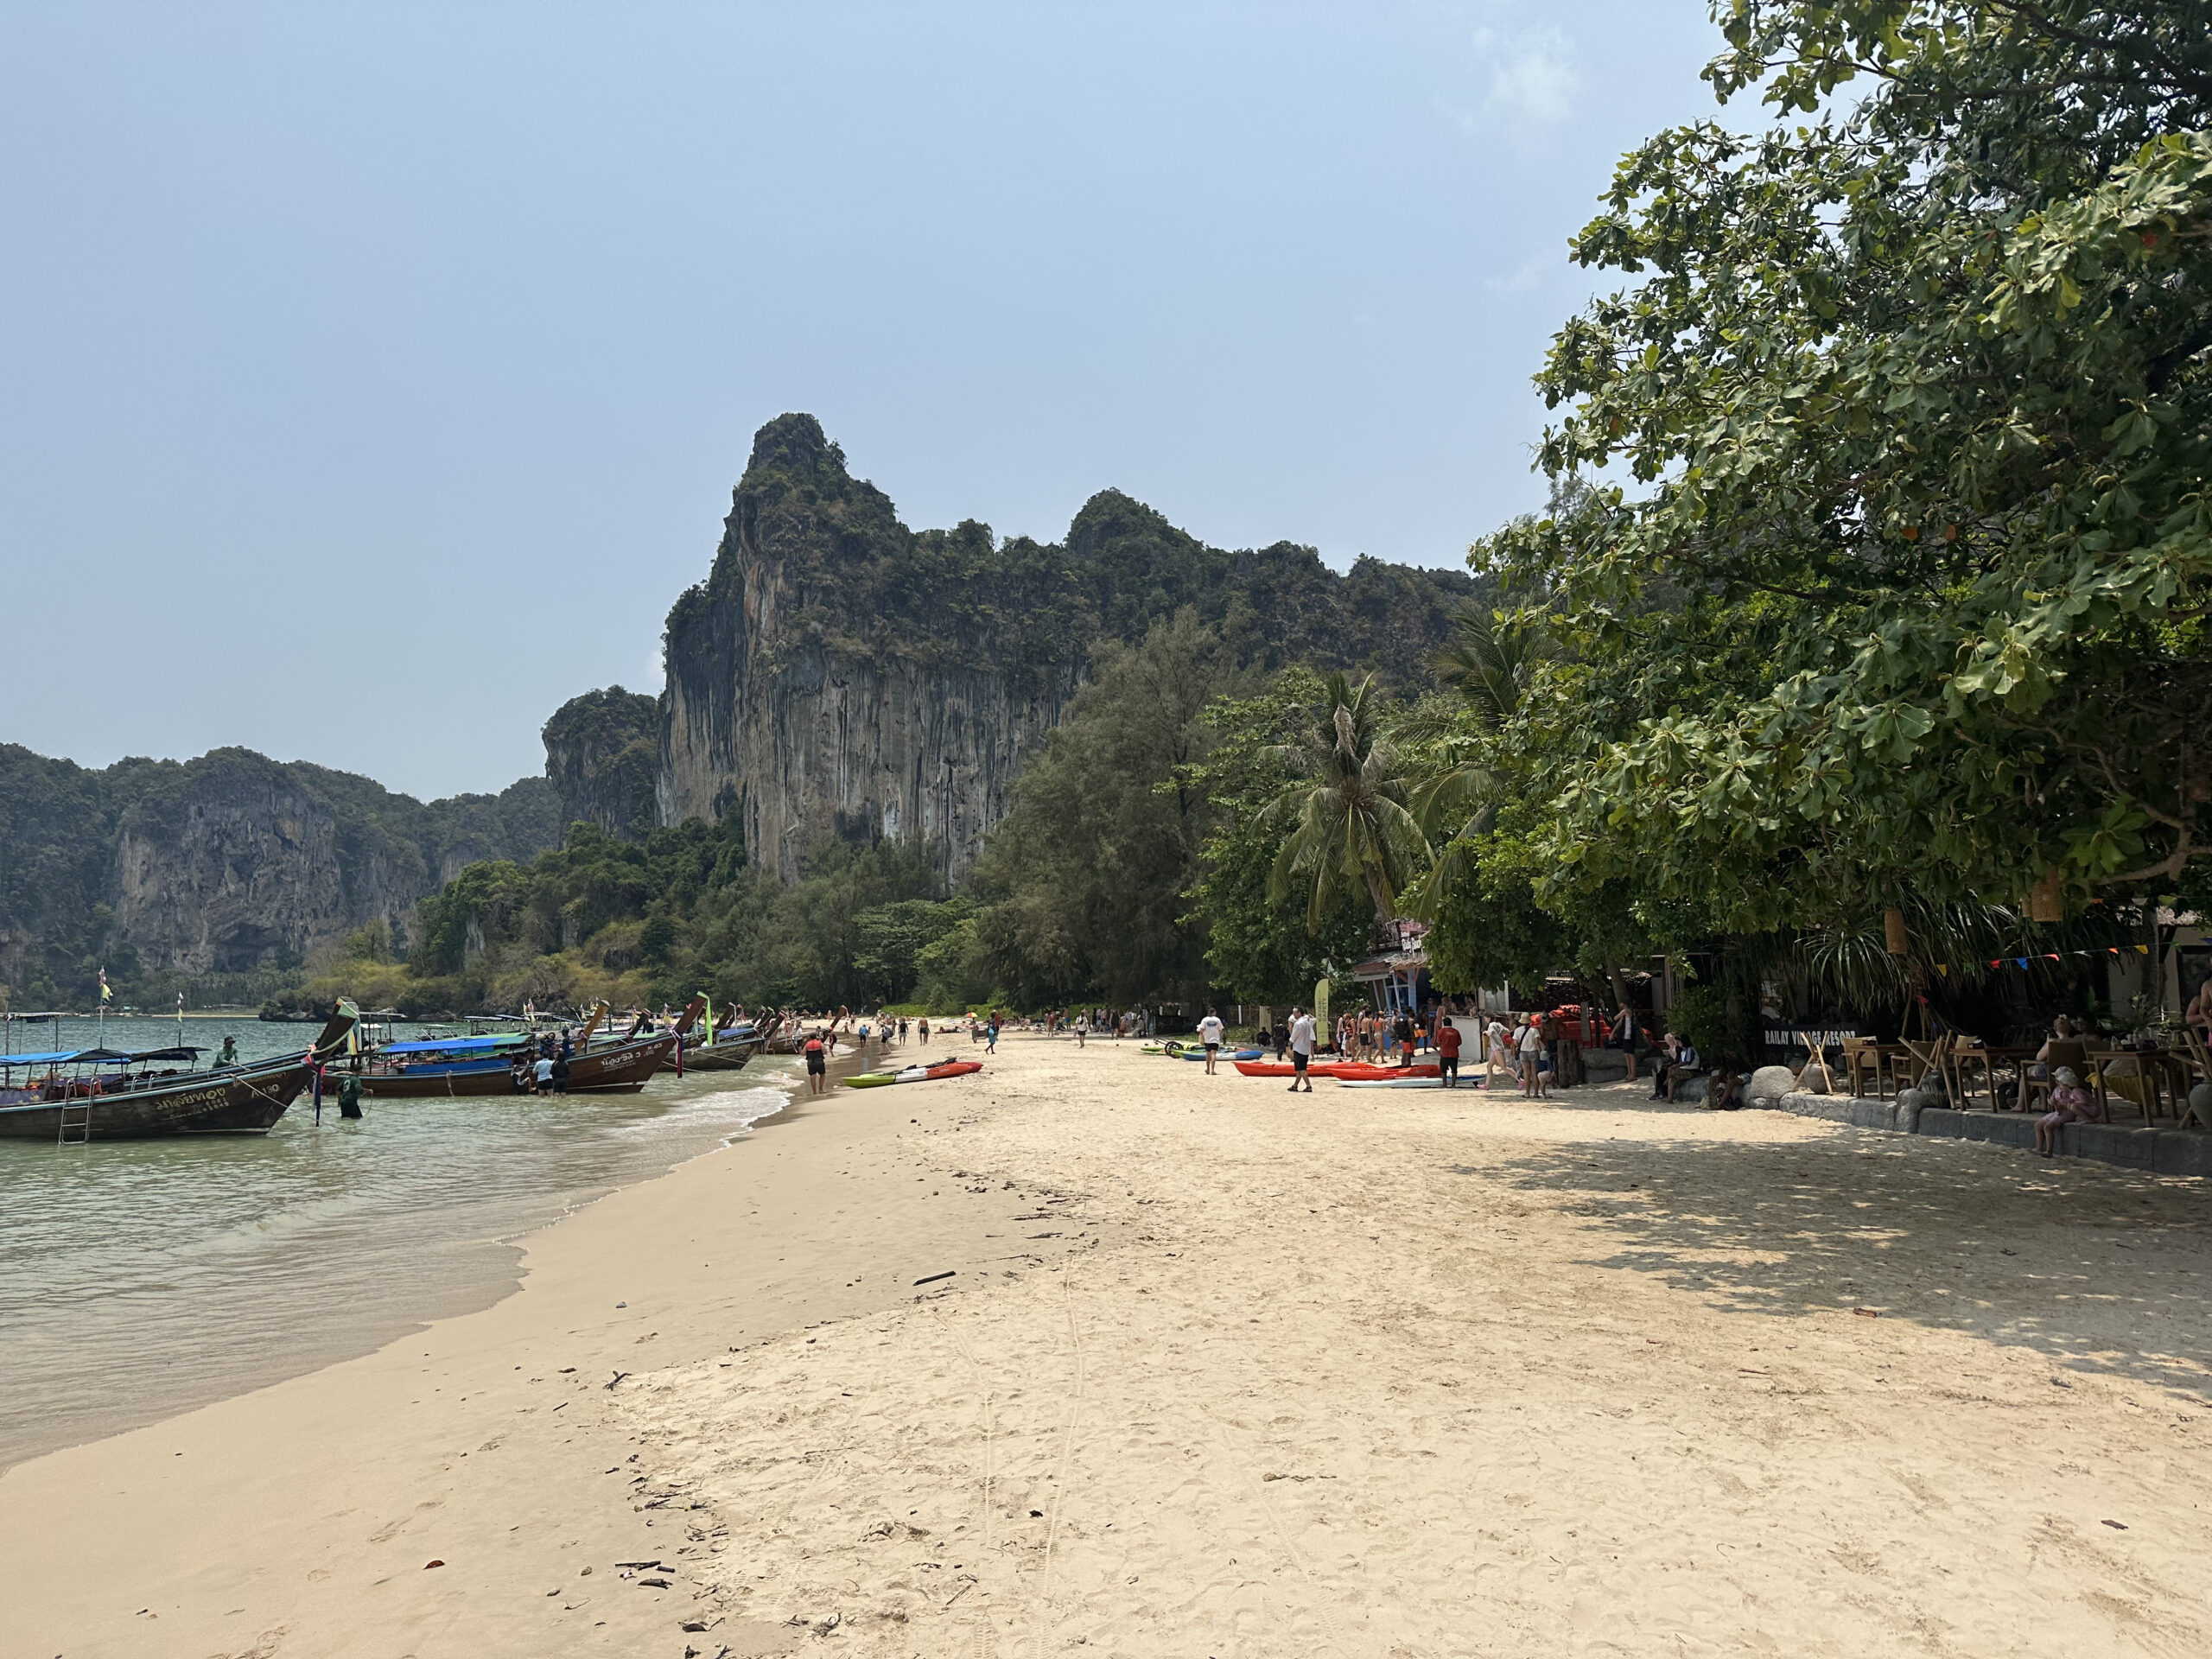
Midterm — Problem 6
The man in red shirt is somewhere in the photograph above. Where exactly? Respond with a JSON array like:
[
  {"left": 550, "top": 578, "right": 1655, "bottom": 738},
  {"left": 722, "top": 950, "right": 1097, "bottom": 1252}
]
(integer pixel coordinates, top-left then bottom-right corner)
[{"left": 1436, "top": 1017, "right": 1464, "bottom": 1088}]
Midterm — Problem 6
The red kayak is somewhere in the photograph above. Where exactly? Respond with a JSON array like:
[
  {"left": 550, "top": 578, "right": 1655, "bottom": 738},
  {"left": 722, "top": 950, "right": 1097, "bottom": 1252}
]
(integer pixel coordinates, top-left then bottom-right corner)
[
  {"left": 1326, "top": 1062, "right": 1441, "bottom": 1080},
  {"left": 1232, "top": 1058, "right": 1362, "bottom": 1078}
]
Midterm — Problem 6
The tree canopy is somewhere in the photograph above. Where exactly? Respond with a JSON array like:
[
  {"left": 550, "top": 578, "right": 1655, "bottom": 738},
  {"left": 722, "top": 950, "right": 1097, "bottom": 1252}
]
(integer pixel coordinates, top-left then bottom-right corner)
[{"left": 1478, "top": 0, "right": 2212, "bottom": 947}]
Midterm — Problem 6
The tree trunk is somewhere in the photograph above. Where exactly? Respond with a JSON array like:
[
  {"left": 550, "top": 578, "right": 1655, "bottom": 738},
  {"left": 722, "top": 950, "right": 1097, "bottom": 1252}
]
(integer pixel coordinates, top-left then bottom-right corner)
[
  {"left": 2143, "top": 899, "right": 2164, "bottom": 1023},
  {"left": 1604, "top": 957, "right": 1633, "bottom": 1013}
]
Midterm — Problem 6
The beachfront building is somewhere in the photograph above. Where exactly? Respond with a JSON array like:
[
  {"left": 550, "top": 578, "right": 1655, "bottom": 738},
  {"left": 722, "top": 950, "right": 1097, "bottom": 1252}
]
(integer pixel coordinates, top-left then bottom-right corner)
[{"left": 1351, "top": 921, "right": 1510, "bottom": 1019}]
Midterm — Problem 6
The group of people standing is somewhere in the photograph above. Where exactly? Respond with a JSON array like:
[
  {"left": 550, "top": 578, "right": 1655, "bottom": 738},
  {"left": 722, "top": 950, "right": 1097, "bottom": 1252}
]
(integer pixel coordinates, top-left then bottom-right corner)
[{"left": 512, "top": 1027, "right": 575, "bottom": 1095}]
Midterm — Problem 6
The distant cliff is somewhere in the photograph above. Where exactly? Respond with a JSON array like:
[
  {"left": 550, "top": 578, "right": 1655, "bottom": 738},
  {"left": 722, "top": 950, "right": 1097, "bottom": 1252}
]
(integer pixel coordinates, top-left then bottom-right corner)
[
  {"left": 658, "top": 414, "right": 1479, "bottom": 882},
  {"left": 543, "top": 687, "right": 659, "bottom": 841},
  {"left": 0, "top": 744, "right": 558, "bottom": 1005}
]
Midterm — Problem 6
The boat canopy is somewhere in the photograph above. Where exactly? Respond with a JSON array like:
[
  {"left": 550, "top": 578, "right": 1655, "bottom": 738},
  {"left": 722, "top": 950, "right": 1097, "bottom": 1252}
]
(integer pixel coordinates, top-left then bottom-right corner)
[
  {"left": 0, "top": 1047, "right": 137, "bottom": 1066},
  {"left": 128, "top": 1046, "right": 204, "bottom": 1062},
  {"left": 380, "top": 1033, "right": 528, "bottom": 1056}
]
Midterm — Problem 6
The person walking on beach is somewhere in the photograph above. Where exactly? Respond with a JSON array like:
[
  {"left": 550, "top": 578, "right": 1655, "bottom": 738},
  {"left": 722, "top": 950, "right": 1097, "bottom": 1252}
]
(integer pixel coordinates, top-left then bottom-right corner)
[
  {"left": 986, "top": 1014, "right": 1000, "bottom": 1054},
  {"left": 1197, "top": 1008, "right": 1225, "bottom": 1073},
  {"left": 803, "top": 1028, "right": 829, "bottom": 1095},
  {"left": 918, "top": 1016, "right": 930, "bottom": 1046},
  {"left": 1074, "top": 1013, "right": 1088, "bottom": 1048},
  {"left": 1484, "top": 1015, "right": 1513, "bottom": 1088},
  {"left": 1287, "top": 1006, "right": 1316, "bottom": 1092}
]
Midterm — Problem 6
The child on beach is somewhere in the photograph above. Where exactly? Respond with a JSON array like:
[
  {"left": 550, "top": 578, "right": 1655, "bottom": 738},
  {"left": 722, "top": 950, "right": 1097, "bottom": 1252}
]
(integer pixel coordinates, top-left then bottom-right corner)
[{"left": 2036, "top": 1066, "right": 2104, "bottom": 1155}]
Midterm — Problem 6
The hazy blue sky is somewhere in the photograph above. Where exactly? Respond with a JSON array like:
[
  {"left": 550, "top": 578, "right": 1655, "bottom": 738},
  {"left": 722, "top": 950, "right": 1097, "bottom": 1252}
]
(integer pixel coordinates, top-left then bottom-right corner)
[{"left": 2, "top": 1, "right": 1733, "bottom": 799}]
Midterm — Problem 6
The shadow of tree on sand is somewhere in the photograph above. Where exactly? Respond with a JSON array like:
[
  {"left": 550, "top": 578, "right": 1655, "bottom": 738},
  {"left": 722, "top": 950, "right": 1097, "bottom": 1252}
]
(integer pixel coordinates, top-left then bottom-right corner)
[{"left": 1485, "top": 1101, "right": 2212, "bottom": 1401}]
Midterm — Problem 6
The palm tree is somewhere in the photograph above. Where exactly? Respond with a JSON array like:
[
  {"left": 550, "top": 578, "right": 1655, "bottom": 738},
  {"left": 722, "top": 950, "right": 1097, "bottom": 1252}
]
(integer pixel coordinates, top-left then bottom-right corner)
[
  {"left": 1433, "top": 603, "right": 1541, "bottom": 728},
  {"left": 1396, "top": 605, "right": 1543, "bottom": 919},
  {"left": 1262, "top": 672, "right": 1428, "bottom": 931}
]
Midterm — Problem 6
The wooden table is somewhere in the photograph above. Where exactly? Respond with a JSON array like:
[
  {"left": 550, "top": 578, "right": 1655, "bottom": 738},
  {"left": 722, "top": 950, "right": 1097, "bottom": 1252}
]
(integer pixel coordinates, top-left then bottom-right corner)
[{"left": 2087, "top": 1047, "right": 2192, "bottom": 1125}]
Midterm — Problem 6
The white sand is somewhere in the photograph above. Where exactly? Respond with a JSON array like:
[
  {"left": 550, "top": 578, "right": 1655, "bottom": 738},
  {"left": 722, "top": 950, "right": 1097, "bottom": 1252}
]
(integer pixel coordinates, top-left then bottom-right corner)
[{"left": 5, "top": 1035, "right": 2209, "bottom": 1656}]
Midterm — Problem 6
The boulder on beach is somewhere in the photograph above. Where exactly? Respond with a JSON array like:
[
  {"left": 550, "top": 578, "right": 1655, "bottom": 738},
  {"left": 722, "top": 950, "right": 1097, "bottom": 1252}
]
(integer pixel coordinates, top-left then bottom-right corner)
[
  {"left": 1746, "top": 1065, "right": 1795, "bottom": 1103},
  {"left": 1895, "top": 1087, "right": 1933, "bottom": 1133}
]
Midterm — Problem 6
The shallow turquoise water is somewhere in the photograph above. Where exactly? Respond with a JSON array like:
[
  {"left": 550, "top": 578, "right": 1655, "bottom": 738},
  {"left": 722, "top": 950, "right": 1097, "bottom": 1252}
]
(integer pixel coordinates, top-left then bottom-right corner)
[{"left": 0, "top": 1016, "right": 794, "bottom": 1469}]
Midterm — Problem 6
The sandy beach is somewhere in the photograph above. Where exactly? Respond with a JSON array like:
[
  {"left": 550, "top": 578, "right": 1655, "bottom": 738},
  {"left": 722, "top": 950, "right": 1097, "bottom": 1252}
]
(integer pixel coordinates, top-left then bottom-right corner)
[{"left": 6, "top": 1034, "right": 2210, "bottom": 1657}]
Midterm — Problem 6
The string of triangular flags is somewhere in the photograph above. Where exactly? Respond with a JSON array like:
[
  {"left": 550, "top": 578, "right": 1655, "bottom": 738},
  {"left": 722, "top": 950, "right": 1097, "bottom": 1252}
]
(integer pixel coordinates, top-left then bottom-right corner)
[{"left": 1931, "top": 944, "right": 2150, "bottom": 978}]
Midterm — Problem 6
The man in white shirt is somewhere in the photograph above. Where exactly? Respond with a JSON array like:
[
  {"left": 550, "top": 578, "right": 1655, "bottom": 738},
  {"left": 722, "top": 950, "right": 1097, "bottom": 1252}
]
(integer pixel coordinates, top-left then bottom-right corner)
[
  {"left": 1287, "top": 1007, "right": 1317, "bottom": 1093},
  {"left": 1197, "top": 1010, "right": 1225, "bottom": 1073}
]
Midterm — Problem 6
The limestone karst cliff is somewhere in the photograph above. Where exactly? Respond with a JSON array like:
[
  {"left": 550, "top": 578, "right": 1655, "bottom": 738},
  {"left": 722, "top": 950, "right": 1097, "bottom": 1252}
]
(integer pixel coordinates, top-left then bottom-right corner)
[
  {"left": 542, "top": 687, "right": 659, "bottom": 841},
  {"left": 0, "top": 743, "right": 559, "bottom": 1003},
  {"left": 658, "top": 414, "right": 1480, "bottom": 882}
]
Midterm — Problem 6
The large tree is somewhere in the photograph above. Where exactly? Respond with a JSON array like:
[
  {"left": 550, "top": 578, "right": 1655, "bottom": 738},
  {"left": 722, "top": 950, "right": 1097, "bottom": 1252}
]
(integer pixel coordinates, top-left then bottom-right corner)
[
  {"left": 968, "top": 610, "right": 1243, "bottom": 1007},
  {"left": 1478, "top": 1, "right": 2212, "bottom": 943}
]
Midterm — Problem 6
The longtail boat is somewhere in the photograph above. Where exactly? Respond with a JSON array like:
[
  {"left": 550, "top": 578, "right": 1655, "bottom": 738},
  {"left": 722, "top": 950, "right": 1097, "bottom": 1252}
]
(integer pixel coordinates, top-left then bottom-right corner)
[
  {"left": 333, "top": 1003, "right": 683, "bottom": 1099},
  {"left": 0, "top": 1004, "right": 359, "bottom": 1141},
  {"left": 667, "top": 1001, "right": 772, "bottom": 1073},
  {"left": 333, "top": 1033, "right": 679, "bottom": 1098}
]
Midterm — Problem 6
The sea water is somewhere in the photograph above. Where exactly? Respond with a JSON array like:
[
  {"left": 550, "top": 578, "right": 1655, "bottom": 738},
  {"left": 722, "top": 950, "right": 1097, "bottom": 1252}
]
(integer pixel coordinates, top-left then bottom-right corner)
[{"left": 0, "top": 1015, "right": 793, "bottom": 1470}]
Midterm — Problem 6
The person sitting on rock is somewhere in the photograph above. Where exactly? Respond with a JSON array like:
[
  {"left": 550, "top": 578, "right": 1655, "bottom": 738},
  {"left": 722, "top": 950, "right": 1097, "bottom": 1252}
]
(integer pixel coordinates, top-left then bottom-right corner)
[
  {"left": 1656, "top": 1032, "right": 1700, "bottom": 1103},
  {"left": 1705, "top": 1062, "right": 1744, "bottom": 1110}
]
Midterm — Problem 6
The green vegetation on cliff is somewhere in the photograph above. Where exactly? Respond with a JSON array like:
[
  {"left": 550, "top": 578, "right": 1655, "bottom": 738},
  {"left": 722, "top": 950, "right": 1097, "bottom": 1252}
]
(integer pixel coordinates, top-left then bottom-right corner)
[
  {"left": 0, "top": 744, "right": 559, "bottom": 1008},
  {"left": 668, "top": 412, "right": 1484, "bottom": 691},
  {"left": 541, "top": 686, "right": 658, "bottom": 840}
]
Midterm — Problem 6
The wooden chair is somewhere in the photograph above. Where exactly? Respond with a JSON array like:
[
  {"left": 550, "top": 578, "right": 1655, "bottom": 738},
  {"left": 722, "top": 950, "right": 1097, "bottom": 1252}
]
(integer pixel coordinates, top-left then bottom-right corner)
[
  {"left": 1947, "top": 1037, "right": 1995, "bottom": 1111},
  {"left": 2180, "top": 1029, "right": 2212, "bottom": 1130},
  {"left": 1898, "top": 1033, "right": 1952, "bottom": 1101},
  {"left": 2091, "top": 1050, "right": 2161, "bottom": 1124},
  {"left": 1841, "top": 1037, "right": 1882, "bottom": 1099}
]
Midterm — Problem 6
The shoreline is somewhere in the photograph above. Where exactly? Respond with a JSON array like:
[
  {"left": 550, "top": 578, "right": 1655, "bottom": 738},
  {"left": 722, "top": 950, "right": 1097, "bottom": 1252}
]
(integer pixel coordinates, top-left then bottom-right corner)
[
  {"left": 4, "top": 1035, "right": 2207, "bottom": 1656},
  {"left": 0, "top": 1057, "right": 817, "bottom": 1474}
]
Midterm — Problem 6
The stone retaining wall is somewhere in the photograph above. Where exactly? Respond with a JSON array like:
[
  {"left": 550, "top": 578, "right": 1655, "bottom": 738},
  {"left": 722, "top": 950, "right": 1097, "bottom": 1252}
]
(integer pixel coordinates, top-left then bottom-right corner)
[{"left": 1760, "top": 1092, "right": 2212, "bottom": 1179}]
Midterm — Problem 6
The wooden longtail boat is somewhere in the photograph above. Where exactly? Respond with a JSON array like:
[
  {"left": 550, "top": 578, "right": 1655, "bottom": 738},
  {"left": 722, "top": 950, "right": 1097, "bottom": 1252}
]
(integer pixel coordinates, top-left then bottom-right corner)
[
  {"left": 336, "top": 1031, "right": 680, "bottom": 1098},
  {"left": 0, "top": 1005, "right": 359, "bottom": 1141},
  {"left": 667, "top": 1001, "right": 772, "bottom": 1073}
]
